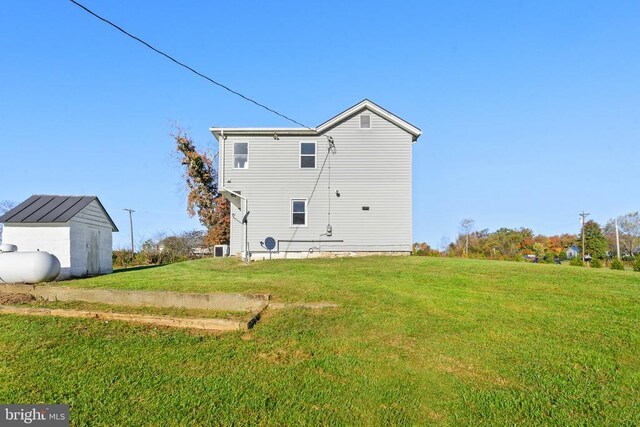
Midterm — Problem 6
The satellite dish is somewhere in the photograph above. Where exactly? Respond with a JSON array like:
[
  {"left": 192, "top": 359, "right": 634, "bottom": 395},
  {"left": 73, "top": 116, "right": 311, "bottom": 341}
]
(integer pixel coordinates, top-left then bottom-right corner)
[{"left": 264, "top": 237, "right": 276, "bottom": 251}]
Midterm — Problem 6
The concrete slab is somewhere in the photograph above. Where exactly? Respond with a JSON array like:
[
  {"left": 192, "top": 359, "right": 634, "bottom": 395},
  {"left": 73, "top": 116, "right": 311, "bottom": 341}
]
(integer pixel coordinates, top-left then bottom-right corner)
[
  {"left": 0, "top": 284, "right": 269, "bottom": 312},
  {"left": 0, "top": 305, "right": 254, "bottom": 331}
]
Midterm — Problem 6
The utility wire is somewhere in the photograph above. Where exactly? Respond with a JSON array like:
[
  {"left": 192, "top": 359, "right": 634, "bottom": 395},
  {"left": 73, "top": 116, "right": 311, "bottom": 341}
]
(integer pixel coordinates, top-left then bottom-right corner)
[
  {"left": 68, "top": 0, "right": 311, "bottom": 129},
  {"left": 307, "top": 149, "right": 332, "bottom": 208}
]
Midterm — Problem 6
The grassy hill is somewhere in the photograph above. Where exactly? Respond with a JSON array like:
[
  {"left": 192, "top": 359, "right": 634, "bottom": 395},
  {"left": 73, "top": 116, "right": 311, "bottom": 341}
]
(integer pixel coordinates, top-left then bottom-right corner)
[{"left": 1, "top": 257, "right": 639, "bottom": 425}]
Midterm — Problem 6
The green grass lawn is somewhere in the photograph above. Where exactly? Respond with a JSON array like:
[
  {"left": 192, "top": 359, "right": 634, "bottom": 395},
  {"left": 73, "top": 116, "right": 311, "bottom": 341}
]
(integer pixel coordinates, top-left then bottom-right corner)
[{"left": 1, "top": 257, "right": 639, "bottom": 426}]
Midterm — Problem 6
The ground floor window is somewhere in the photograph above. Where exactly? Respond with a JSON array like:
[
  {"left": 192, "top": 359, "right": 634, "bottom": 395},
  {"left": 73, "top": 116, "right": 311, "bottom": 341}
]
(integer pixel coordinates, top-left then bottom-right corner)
[{"left": 291, "top": 199, "right": 307, "bottom": 226}]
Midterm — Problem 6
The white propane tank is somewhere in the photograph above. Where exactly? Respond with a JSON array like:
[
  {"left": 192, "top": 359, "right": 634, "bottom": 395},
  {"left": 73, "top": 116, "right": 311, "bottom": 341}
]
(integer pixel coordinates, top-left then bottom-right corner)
[
  {"left": 0, "top": 244, "right": 18, "bottom": 253},
  {"left": 0, "top": 250, "right": 61, "bottom": 283}
]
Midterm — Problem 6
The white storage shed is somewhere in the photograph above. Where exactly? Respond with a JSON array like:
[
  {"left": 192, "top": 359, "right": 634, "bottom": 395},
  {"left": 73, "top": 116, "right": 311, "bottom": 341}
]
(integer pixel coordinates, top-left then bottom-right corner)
[{"left": 0, "top": 195, "right": 118, "bottom": 280}]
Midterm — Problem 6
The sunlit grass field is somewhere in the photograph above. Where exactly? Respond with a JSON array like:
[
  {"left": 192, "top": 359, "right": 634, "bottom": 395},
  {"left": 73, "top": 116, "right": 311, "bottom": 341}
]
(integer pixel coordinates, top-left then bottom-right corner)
[{"left": 1, "top": 256, "right": 638, "bottom": 425}]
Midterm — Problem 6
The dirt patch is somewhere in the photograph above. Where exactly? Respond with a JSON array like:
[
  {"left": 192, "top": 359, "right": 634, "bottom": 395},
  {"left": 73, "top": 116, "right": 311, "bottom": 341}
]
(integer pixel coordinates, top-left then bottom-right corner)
[
  {"left": 269, "top": 302, "right": 338, "bottom": 310},
  {"left": 433, "top": 355, "right": 518, "bottom": 388},
  {"left": 0, "top": 293, "right": 35, "bottom": 305},
  {"left": 258, "top": 347, "right": 313, "bottom": 364}
]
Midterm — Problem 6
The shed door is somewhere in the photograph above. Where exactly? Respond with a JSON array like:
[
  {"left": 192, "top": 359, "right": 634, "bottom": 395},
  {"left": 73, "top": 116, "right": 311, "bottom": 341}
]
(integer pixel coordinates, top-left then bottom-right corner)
[{"left": 87, "top": 228, "right": 100, "bottom": 275}]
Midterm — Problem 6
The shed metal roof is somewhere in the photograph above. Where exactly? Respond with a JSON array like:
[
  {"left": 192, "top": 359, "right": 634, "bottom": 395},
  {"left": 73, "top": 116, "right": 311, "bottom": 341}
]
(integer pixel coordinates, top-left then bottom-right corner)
[{"left": 0, "top": 195, "right": 118, "bottom": 231}]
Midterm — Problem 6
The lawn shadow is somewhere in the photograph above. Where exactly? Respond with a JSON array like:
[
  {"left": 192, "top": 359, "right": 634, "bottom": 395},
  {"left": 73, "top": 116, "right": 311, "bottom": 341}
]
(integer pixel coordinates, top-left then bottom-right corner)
[{"left": 112, "top": 265, "right": 163, "bottom": 274}]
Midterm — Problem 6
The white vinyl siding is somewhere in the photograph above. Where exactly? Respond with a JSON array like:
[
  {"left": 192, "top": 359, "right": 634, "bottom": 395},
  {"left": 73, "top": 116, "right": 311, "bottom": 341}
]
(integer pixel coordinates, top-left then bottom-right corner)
[
  {"left": 300, "top": 142, "right": 316, "bottom": 168},
  {"left": 221, "top": 109, "right": 413, "bottom": 255},
  {"left": 233, "top": 142, "right": 248, "bottom": 169},
  {"left": 291, "top": 199, "right": 307, "bottom": 227}
]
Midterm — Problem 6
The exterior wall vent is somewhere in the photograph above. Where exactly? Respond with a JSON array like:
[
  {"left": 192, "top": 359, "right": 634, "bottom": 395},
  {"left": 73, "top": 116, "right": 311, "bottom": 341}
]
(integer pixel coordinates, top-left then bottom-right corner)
[{"left": 360, "top": 114, "right": 371, "bottom": 129}]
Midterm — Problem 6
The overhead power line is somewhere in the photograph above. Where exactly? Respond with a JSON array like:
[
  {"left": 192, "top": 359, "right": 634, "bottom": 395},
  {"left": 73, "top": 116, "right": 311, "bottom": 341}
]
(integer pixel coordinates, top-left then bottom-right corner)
[{"left": 68, "top": 0, "right": 311, "bottom": 129}]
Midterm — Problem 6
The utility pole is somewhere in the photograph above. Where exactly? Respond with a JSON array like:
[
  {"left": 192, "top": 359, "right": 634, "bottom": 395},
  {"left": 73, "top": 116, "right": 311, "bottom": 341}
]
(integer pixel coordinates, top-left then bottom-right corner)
[
  {"left": 579, "top": 211, "right": 589, "bottom": 264},
  {"left": 615, "top": 218, "right": 621, "bottom": 259},
  {"left": 123, "top": 208, "right": 135, "bottom": 262}
]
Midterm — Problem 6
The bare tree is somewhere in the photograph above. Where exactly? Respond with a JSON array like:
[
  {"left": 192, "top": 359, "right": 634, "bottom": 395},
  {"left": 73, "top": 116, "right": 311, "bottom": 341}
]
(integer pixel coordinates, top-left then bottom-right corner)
[
  {"left": 0, "top": 200, "right": 14, "bottom": 215},
  {"left": 439, "top": 235, "right": 451, "bottom": 253},
  {"left": 605, "top": 212, "right": 640, "bottom": 256},
  {"left": 0, "top": 200, "right": 16, "bottom": 245},
  {"left": 459, "top": 218, "right": 475, "bottom": 257}
]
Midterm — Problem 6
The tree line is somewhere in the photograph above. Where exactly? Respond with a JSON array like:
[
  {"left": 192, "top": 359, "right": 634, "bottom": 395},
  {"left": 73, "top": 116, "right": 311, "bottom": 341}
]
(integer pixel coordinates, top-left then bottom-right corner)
[{"left": 414, "top": 213, "right": 640, "bottom": 270}]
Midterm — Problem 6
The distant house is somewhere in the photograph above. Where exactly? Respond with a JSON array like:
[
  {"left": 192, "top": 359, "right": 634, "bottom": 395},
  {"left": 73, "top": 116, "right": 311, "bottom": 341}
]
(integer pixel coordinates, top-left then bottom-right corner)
[
  {"left": 0, "top": 195, "right": 118, "bottom": 279},
  {"left": 566, "top": 244, "right": 580, "bottom": 259},
  {"left": 210, "top": 99, "right": 422, "bottom": 259}
]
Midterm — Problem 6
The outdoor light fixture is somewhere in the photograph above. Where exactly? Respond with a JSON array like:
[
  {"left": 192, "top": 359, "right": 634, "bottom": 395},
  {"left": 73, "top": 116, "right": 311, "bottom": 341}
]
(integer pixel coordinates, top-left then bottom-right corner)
[
  {"left": 273, "top": 133, "right": 279, "bottom": 140},
  {"left": 336, "top": 190, "right": 341, "bottom": 197}
]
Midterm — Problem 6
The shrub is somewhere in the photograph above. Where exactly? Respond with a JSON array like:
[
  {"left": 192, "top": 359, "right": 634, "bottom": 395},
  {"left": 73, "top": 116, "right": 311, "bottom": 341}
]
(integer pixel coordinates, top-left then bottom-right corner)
[
  {"left": 112, "top": 230, "right": 205, "bottom": 268},
  {"left": 590, "top": 258, "right": 602, "bottom": 268},
  {"left": 112, "top": 249, "right": 134, "bottom": 268},
  {"left": 634, "top": 257, "right": 640, "bottom": 272},
  {"left": 569, "top": 257, "right": 584, "bottom": 267},
  {"left": 412, "top": 243, "right": 440, "bottom": 257},
  {"left": 611, "top": 258, "right": 624, "bottom": 270}
]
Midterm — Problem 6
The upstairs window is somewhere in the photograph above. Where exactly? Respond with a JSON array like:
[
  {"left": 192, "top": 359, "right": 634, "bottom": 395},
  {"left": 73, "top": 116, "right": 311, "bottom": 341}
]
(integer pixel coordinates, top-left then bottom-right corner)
[
  {"left": 300, "top": 142, "right": 316, "bottom": 168},
  {"left": 291, "top": 199, "right": 307, "bottom": 226},
  {"left": 360, "top": 114, "right": 371, "bottom": 129},
  {"left": 233, "top": 142, "right": 248, "bottom": 169}
]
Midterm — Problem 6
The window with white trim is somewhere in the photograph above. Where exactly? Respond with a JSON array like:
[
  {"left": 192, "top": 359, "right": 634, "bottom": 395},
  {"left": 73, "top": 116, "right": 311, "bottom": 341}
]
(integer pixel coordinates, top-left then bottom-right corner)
[
  {"left": 291, "top": 199, "right": 307, "bottom": 226},
  {"left": 300, "top": 142, "right": 316, "bottom": 168},
  {"left": 360, "top": 114, "right": 371, "bottom": 129},
  {"left": 233, "top": 142, "right": 248, "bottom": 169}
]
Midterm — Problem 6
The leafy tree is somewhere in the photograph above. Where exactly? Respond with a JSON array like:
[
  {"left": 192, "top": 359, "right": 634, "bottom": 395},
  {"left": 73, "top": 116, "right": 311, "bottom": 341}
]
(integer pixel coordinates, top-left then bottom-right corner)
[
  {"left": 412, "top": 242, "right": 440, "bottom": 256},
  {"left": 634, "top": 257, "right": 640, "bottom": 272},
  {"left": 486, "top": 228, "right": 528, "bottom": 258},
  {"left": 532, "top": 242, "right": 546, "bottom": 258},
  {"left": 545, "top": 234, "right": 577, "bottom": 256},
  {"left": 579, "top": 220, "right": 608, "bottom": 260},
  {"left": 546, "top": 235, "right": 562, "bottom": 255},
  {"left": 174, "top": 128, "right": 230, "bottom": 246}
]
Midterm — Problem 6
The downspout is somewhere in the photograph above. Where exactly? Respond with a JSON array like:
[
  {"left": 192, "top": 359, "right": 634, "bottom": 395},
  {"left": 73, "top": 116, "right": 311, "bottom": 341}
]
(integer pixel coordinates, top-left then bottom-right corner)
[{"left": 218, "top": 130, "right": 249, "bottom": 261}]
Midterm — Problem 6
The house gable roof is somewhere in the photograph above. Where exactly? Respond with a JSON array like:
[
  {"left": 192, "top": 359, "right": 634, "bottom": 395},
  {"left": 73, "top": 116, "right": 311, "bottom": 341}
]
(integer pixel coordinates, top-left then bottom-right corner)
[
  {"left": 0, "top": 195, "right": 119, "bottom": 232},
  {"left": 316, "top": 99, "right": 422, "bottom": 140},
  {"left": 210, "top": 99, "right": 422, "bottom": 142}
]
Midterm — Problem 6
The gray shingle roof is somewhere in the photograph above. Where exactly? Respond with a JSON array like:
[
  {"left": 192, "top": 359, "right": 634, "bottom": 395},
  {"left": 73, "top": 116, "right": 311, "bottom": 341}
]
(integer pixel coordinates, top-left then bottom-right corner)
[{"left": 0, "top": 195, "right": 118, "bottom": 231}]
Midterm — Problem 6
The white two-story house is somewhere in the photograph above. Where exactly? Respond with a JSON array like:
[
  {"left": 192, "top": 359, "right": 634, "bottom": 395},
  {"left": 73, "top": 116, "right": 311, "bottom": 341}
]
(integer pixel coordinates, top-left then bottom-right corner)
[{"left": 210, "top": 99, "right": 421, "bottom": 259}]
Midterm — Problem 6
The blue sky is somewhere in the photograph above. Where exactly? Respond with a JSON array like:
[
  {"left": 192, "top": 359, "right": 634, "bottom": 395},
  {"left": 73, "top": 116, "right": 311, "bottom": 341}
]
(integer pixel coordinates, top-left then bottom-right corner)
[{"left": 1, "top": 1, "right": 638, "bottom": 249}]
